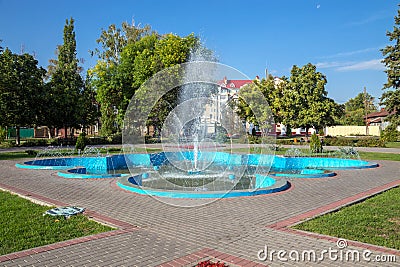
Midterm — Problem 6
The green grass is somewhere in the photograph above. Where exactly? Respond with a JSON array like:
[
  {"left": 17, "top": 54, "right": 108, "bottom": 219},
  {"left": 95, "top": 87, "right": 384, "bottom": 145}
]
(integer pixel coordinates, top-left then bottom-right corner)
[
  {"left": 0, "top": 151, "right": 36, "bottom": 160},
  {"left": 225, "top": 147, "right": 400, "bottom": 161},
  {"left": 357, "top": 151, "right": 400, "bottom": 161},
  {"left": 384, "top": 141, "right": 400, "bottom": 148},
  {"left": 0, "top": 147, "right": 163, "bottom": 160},
  {"left": 292, "top": 187, "right": 400, "bottom": 250},
  {"left": 0, "top": 190, "right": 113, "bottom": 255}
]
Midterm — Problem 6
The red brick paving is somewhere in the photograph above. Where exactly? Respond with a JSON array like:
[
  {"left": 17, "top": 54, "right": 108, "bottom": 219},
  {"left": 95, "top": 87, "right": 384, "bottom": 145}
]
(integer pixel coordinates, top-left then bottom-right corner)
[{"left": 0, "top": 157, "right": 399, "bottom": 266}]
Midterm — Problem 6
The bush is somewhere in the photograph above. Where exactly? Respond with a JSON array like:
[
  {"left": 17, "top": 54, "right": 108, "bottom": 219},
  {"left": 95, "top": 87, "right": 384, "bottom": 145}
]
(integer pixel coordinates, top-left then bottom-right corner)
[
  {"left": 0, "top": 127, "right": 6, "bottom": 143},
  {"left": 269, "top": 144, "right": 282, "bottom": 151},
  {"left": 144, "top": 135, "right": 160, "bottom": 144},
  {"left": 247, "top": 135, "right": 261, "bottom": 144},
  {"left": 75, "top": 132, "right": 87, "bottom": 151},
  {"left": 323, "top": 136, "right": 355, "bottom": 147},
  {"left": 381, "top": 126, "right": 400, "bottom": 142},
  {"left": 276, "top": 138, "right": 294, "bottom": 145},
  {"left": 310, "top": 133, "right": 322, "bottom": 153},
  {"left": 25, "top": 149, "right": 38, "bottom": 156},
  {"left": 22, "top": 138, "right": 49, "bottom": 147},
  {"left": 108, "top": 132, "right": 122, "bottom": 144},
  {"left": 86, "top": 136, "right": 108, "bottom": 145},
  {"left": 356, "top": 138, "right": 386, "bottom": 147},
  {"left": 215, "top": 132, "right": 228, "bottom": 143},
  {"left": 215, "top": 126, "right": 228, "bottom": 143}
]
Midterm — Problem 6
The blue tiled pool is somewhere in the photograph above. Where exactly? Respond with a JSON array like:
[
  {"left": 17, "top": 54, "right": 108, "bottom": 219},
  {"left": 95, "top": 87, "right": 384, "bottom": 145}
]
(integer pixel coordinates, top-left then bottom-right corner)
[{"left": 16, "top": 152, "right": 378, "bottom": 198}]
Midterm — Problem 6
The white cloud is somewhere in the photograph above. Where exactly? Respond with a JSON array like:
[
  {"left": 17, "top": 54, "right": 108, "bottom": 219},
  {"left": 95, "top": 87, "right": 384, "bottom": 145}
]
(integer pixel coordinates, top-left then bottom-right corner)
[
  {"left": 346, "top": 12, "right": 391, "bottom": 26},
  {"left": 315, "top": 59, "right": 385, "bottom": 72},
  {"left": 336, "top": 59, "right": 385, "bottom": 71},
  {"left": 318, "top": 46, "right": 383, "bottom": 59},
  {"left": 316, "top": 61, "right": 353, "bottom": 69}
]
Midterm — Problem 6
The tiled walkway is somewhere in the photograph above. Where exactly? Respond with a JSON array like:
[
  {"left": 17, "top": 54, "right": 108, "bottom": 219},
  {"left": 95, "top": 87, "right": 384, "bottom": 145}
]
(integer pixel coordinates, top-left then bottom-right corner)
[{"left": 0, "top": 155, "right": 399, "bottom": 266}]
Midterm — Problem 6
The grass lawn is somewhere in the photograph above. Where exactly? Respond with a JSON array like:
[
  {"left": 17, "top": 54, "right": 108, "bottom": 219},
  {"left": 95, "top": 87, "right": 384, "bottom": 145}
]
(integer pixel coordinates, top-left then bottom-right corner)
[
  {"left": 0, "top": 151, "right": 36, "bottom": 160},
  {"left": 292, "top": 186, "right": 400, "bottom": 250},
  {"left": 0, "top": 190, "right": 113, "bottom": 256},
  {"left": 357, "top": 151, "right": 400, "bottom": 161},
  {"left": 0, "top": 147, "right": 163, "bottom": 161},
  {"left": 226, "top": 146, "right": 400, "bottom": 161},
  {"left": 385, "top": 141, "right": 400, "bottom": 148}
]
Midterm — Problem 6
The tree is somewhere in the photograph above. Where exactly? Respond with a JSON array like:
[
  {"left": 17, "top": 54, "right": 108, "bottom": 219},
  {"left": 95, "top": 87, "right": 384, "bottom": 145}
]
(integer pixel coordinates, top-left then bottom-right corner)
[
  {"left": 120, "top": 33, "right": 201, "bottom": 136},
  {"left": 89, "top": 22, "right": 154, "bottom": 136},
  {"left": 48, "top": 18, "right": 96, "bottom": 138},
  {"left": 381, "top": 6, "right": 400, "bottom": 128},
  {"left": 90, "top": 20, "right": 152, "bottom": 64},
  {"left": 340, "top": 92, "right": 377, "bottom": 125},
  {"left": 0, "top": 48, "right": 46, "bottom": 144},
  {"left": 284, "top": 63, "right": 342, "bottom": 135},
  {"left": 90, "top": 26, "right": 204, "bottom": 136}
]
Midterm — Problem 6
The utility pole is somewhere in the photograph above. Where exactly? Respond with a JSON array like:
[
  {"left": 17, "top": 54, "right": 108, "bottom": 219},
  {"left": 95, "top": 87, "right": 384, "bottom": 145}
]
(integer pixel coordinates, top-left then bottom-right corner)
[{"left": 364, "top": 87, "right": 369, "bottom": 135}]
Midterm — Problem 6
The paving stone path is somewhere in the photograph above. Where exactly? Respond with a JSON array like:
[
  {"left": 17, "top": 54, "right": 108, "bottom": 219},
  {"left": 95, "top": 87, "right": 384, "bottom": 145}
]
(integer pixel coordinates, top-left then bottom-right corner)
[{"left": 0, "top": 150, "right": 399, "bottom": 266}]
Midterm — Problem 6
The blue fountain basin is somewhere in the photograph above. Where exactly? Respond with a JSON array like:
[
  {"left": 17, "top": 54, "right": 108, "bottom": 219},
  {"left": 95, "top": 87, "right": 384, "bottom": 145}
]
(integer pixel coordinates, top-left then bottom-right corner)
[
  {"left": 116, "top": 175, "right": 289, "bottom": 199},
  {"left": 16, "top": 152, "right": 378, "bottom": 179}
]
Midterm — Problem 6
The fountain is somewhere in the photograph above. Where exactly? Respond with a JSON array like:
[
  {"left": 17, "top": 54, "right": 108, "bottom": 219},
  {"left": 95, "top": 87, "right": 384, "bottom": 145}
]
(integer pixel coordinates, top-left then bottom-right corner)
[
  {"left": 14, "top": 51, "right": 379, "bottom": 205},
  {"left": 119, "top": 46, "right": 282, "bottom": 203}
]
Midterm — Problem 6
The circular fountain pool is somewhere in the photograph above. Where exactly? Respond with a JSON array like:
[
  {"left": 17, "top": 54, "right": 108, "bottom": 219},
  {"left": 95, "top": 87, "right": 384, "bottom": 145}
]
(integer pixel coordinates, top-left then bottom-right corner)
[{"left": 16, "top": 151, "right": 378, "bottom": 198}]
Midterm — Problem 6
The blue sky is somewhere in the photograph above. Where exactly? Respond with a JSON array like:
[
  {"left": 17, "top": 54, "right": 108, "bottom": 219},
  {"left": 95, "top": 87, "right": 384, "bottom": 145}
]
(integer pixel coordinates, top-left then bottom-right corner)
[{"left": 0, "top": 0, "right": 398, "bottom": 104}]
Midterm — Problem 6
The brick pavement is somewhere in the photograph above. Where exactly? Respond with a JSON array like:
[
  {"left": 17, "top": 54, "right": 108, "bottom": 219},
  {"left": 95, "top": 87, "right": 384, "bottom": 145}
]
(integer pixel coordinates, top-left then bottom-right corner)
[{"left": 0, "top": 156, "right": 398, "bottom": 266}]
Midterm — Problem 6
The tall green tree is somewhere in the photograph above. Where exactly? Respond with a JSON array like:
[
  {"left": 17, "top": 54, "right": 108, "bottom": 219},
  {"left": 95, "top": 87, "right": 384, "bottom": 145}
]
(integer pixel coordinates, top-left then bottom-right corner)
[
  {"left": 119, "top": 33, "right": 201, "bottom": 135},
  {"left": 90, "top": 20, "right": 152, "bottom": 64},
  {"left": 90, "top": 27, "right": 204, "bottom": 136},
  {"left": 340, "top": 92, "right": 377, "bottom": 126},
  {"left": 0, "top": 48, "right": 46, "bottom": 144},
  {"left": 89, "top": 22, "right": 154, "bottom": 136},
  {"left": 48, "top": 17, "right": 96, "bottom": 138},
  {"left": 381, "top": 6, "right": 400, "bottom": 128},
  {"left": 285, "top": 63, "right": 342, "bottom": 135}
]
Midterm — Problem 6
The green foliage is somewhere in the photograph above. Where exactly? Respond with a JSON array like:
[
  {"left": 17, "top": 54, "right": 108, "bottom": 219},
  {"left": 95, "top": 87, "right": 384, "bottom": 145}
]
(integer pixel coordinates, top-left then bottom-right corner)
[
  {"left": 0, "top": 127, "right": 6, "bottom": 142},
  {"left": 107, "top": 132, "right": 122, "bottom": 144},
  {"left": 322, "top": 136, "right": 355, "bottom": 146},
  {"left": 236, "top": 64, "right": 342, "bottom": 137},
  {"left": 232, "top": 79, "right": 275, "bottom": 136},
  {"left": 25, "top": 149, "right": 38, "bottom": 156},
  {"left": 90, "top": 24, "right": 208, "bottom": 136},
  {"left": 287, "top": 64, "right": 342, "bottom": 132},
  {"left": 22, "top": 139, "right": 50, "bottom": 147},
  {"left": 0, "top": 48, "right": 46, "bottom": 144},
  {"left": 309, "top": 133, "right": 322, "bottom": 153},
  {"left": 340, "top": 92, "right": 377, "bottom": 126},
  {"left": 144, "top": 135, "right": 160, "bottom": 144},
  {"left": 75, "top": 132, "right": 87, "bottom": 150},
  {"left": 47, "top": 18, "right": 97, "bottom": 137},
  {"left": 90, "top": 21, "right": 152, "bottom": 63},
  {"left": 323, "top": 136, "right": 386, "bottom": 147},
  {"left": 381, "top": 7, "right": 400, "bottom": 127},
  {"left": 356, "top": 138, "right": 386, "bottom": 147},
  {"left": 276, "top": 138, "right": 297, "bottom": 145},
  {"left": 247, "top": 135, "right": 261, "bottom": 144},
  {"left": 381, "top": 124, "right": 400, "bottom": 142},
  {"left": 215, "top": 126, "right": 228, "bottom": 143}
]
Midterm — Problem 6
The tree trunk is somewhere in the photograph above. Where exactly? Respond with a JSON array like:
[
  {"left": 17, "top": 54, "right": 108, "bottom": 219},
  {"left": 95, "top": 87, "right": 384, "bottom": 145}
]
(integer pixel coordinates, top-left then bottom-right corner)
[
  {"left": 286, "top": 125, "right": 291, "bottom": 137},
  {"left": 64, "top": 126, "right": 68, "bottom": 139},
  {"left": 46, "top": 126, "right": 52, "bottom": 139},
  {"left": 16, "top": 126, "right": 21, "bottom": 146}
]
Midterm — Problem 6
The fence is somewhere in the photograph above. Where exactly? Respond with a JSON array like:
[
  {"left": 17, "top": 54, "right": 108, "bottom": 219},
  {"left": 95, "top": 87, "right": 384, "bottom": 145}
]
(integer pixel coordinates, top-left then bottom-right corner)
[{"left": 324, "top": 126, "right": 380, "bottom": 137}]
